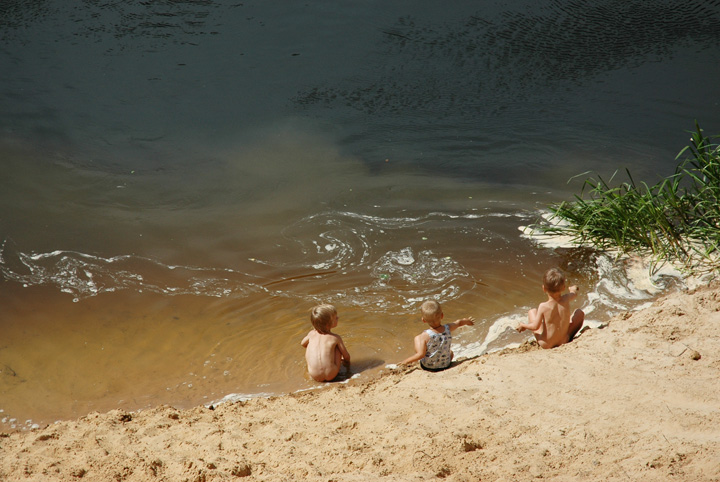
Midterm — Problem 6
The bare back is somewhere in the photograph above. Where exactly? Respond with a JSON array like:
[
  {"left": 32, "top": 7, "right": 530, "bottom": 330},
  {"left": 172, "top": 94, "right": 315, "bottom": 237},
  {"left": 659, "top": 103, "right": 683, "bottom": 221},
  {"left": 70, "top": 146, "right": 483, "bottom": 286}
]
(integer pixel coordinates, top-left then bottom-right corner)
[
  {"left": 301, "top": 330, "right": 349, "bottom": 382},
  {"left": 531, "top": 293, "right": 575, "bottom": 349}
]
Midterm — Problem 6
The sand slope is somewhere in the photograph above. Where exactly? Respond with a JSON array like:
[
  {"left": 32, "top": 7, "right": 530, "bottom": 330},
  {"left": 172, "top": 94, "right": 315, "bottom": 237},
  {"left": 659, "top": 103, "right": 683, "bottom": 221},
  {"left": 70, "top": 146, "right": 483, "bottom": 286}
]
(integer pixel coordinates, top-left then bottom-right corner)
[{"left": 1, "top": 283, "right": 719, "bottom": 481}]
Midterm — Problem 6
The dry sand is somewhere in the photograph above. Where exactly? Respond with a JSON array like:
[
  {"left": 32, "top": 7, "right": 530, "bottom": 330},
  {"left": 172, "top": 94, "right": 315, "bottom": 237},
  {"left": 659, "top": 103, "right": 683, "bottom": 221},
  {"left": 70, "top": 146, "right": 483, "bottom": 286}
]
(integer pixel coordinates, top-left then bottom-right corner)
[{"left": 1, "top": 282, "right": 719, "bottom": 481}]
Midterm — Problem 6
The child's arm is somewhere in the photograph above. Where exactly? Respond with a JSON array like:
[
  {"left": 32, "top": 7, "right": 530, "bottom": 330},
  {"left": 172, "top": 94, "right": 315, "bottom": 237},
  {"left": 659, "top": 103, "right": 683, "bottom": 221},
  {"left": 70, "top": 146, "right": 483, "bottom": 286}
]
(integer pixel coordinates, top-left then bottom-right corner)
[
  {"left": 563, "top": 285, "right": 579, "bottom": 302},
  {"left": 516, "top": 307, "right": 543, "bottom": 332},
  {"left": 448, "top": 317, "right": 475, "bottom": 332},
  {"left": 301, "top": 332, "right": 311, "bottom": 348},
  {"left": 335, "top": 335, "right": 351, "bottom": 365},
  {"left": 400, "top": 332, "right": 429, "bottom": 364}
]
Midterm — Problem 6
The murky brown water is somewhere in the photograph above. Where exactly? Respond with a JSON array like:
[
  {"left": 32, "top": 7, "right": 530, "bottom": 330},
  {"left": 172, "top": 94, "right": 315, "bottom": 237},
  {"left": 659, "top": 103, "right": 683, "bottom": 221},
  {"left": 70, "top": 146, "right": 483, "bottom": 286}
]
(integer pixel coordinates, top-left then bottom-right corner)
[{"left": 0, "top": 168, "right": 659, "bottom": 431}]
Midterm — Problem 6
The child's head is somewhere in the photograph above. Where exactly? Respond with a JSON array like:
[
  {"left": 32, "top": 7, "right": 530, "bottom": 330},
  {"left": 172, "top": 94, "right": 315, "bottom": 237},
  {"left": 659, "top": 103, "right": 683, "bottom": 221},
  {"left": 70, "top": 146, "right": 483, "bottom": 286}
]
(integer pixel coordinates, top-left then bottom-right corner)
[
  {"left": 543, "top": 268, "right": 566, "bottom": 293},
  {"left": 421, "top": 300, "right": 443, "bottom": 326},
  {"left": 310, "top": 304, "right": 338, "bottom": 334}
]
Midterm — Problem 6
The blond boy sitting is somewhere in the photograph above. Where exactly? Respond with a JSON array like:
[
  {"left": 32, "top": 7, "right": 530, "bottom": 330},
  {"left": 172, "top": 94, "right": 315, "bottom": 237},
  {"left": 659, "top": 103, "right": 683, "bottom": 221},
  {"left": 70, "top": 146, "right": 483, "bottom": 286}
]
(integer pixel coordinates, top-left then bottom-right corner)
[
  {"left": 516, "top": 268, "right": 585, "bottom": 349},
  {"left": 401, "top": 300, "right": 474, "bottom": 371},
  {"left": 301, "top": 304, "right": 351, "bottom": 381}
]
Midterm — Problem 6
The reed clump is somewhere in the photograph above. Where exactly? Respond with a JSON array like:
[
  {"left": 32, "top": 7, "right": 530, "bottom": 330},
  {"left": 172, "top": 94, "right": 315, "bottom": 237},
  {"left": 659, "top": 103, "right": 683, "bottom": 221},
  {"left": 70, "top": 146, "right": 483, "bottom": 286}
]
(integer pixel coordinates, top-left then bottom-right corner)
[{"left": 538, "top": 122, "right": 720, "bottom": 273}]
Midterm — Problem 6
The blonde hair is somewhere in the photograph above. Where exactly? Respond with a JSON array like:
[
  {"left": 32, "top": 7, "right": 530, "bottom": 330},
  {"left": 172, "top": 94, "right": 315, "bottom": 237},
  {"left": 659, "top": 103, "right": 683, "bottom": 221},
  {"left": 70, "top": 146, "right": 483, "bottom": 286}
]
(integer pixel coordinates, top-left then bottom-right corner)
[
  {"left": 543, "top": 268, "right": 566, "bottom": 293},
  {"left": 310, "top": 304, "right": 337, "bottom": 333},
  {"left": 420, "top": 300, "right": 442, "bottom": 323}
]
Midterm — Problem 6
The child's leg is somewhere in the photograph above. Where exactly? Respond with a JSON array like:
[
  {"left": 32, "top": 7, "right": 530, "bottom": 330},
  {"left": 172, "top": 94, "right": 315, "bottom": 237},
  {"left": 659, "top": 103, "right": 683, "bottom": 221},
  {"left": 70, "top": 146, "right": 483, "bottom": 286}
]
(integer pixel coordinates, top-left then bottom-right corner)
[
  {"left": 528, "top": 308, "right": 537, "bottom": 321},
  {"left": 568, "top": 309, "right": 585, "bottom": 341}
]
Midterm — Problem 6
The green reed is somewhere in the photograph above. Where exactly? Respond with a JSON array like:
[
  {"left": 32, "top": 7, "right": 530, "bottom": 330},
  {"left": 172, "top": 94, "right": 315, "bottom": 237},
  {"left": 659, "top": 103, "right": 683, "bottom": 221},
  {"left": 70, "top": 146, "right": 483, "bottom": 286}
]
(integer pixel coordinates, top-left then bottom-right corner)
[{"left": 538, "top": 122, "right": 720, "bottom": 272}]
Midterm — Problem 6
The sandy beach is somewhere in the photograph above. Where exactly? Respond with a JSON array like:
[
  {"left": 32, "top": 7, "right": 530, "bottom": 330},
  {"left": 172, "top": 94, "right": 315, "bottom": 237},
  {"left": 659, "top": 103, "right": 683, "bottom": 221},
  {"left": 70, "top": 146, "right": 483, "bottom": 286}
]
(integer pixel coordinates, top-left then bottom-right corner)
[{"left": 1, "top": 281, "right": 719, "bottom": 481}]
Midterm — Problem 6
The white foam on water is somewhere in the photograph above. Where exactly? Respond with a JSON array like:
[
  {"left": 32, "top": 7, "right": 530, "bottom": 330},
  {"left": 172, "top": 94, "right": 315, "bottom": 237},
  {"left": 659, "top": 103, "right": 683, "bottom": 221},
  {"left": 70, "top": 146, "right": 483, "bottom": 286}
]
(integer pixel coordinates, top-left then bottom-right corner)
[
  {"left": 207, "top": 392, "right": 274, "bottom": 407},
  {"left": 519, "top": 211, "right": 578, "bottom": 249},
  {"left": 455, "top": 313, "right": 526, "bottom": 359},
  {"left": 521, "top": 210, "right": 716, "bottom": 296},
  {"left": 454, "top": 212, "right": 708, "bottom": 360}
]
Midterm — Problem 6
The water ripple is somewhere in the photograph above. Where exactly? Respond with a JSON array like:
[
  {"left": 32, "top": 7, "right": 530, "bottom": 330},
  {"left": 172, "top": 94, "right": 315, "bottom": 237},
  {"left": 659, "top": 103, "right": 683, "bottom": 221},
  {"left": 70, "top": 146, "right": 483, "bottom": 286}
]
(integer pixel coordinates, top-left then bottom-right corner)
[
  {"left": 251, "top": 210, "right": 488, "bottom": 313},
  {"left": 0, "top": 239, "right": 263, "bottom": 301},
  {"left": 0, "top": 209, "right": 492, "bottom": 314},
  {"left": 12, "top": 205, "right": 673, "bottom": 318},
  {"left": 295, "top": 1, "right": 720, "bottom": 116}
]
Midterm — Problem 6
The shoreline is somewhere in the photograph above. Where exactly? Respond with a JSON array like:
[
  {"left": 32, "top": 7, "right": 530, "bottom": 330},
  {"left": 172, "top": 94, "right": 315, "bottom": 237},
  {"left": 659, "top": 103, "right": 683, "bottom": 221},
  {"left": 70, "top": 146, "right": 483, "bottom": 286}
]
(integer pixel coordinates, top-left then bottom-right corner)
[{"left": 2, "top": 282, "right": 719, "bottom": 481}]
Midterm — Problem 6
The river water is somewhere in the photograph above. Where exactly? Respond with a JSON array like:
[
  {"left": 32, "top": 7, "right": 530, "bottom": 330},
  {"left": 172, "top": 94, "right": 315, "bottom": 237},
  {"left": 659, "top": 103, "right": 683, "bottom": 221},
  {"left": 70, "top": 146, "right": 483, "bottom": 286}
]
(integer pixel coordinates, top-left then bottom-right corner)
[{"left": 1, "top": 0, "right": 719, "bottom": 430}]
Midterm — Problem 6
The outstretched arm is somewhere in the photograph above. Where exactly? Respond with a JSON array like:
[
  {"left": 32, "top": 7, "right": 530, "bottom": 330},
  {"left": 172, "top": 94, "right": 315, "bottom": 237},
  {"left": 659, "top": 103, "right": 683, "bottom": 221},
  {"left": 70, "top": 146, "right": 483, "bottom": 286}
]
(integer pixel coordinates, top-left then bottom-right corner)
[
  {"left": 400, "top": 333, "right": 428, "bottom": 364},
  {"left": 448, "top": 317, "right": 475, "bottom": 332},
  {"left": 563, "top": 285, "right": 579, "bottom": 302}
]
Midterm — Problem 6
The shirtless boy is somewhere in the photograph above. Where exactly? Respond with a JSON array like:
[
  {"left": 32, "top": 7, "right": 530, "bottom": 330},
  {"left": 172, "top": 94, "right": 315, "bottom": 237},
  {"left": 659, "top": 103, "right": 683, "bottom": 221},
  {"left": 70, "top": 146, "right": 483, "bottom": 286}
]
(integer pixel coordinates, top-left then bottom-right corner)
[
  {"left": 516, "top": 267, "right": 585, "bottom": 349},
  {"left": 301, "top": 304, "right": 350, "bottom": 382}
]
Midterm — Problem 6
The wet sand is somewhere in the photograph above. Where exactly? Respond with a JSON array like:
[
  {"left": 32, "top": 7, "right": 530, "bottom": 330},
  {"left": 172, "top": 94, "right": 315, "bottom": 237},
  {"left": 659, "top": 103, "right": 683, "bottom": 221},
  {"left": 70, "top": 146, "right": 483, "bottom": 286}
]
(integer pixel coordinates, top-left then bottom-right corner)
[{"left": 1, "top": 281, "right": 719, "bottom": 481}]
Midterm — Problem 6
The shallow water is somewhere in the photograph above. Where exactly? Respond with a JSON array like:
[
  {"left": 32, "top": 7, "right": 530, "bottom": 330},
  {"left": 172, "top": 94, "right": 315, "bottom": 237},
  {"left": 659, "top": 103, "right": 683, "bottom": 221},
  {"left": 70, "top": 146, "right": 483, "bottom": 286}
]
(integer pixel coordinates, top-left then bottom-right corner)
[{"left": 1, "top": 0, "right": 719, "bottom": 430}]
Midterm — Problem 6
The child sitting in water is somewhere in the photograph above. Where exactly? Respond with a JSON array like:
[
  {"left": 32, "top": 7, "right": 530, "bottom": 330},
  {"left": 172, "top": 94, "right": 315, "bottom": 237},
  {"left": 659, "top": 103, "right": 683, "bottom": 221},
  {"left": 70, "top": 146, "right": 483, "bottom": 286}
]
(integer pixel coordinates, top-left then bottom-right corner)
[
  {"left": 400, "top": 300, "right": 474, "bottom": 371},
  {"left": 301, "top": 304, "right": 351, "bottom": 382},
  {"left": 516, "top": 267, "right": 585, "bottom": 349}
]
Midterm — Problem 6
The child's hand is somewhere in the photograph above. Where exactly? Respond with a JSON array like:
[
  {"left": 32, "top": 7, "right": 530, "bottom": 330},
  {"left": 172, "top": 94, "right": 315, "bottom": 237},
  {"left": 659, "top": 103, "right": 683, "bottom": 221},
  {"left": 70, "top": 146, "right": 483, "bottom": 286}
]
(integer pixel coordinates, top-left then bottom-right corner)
[
  {"left": 568, "top": 285, "right": 579, "bottom": 293},
  {"left": 516, "top": 324, "right": 525, "bottom": 332},
  {"left": 462, "top": 317, "right": 475, "bottom": 326}
]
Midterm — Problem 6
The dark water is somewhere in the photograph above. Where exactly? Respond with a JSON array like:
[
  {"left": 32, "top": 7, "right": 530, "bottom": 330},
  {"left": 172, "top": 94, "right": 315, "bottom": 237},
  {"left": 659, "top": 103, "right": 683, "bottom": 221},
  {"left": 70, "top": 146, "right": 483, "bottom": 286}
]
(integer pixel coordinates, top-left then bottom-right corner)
[{"left": 1, "top": 0, "right": 719, "bottom": 430}]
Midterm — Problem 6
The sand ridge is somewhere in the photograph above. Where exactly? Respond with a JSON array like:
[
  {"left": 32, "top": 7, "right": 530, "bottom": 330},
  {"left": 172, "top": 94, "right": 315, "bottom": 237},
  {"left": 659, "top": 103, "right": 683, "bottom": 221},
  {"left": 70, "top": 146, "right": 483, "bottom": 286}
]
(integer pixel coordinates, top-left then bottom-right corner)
[{"left": 1, "top": 283, "right": 719, "bottom": 481}]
